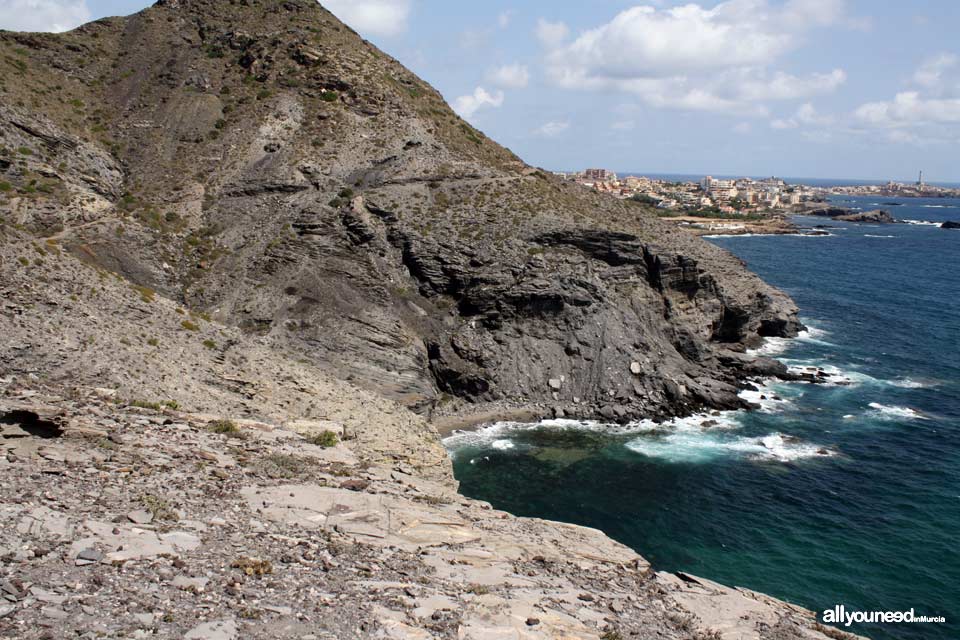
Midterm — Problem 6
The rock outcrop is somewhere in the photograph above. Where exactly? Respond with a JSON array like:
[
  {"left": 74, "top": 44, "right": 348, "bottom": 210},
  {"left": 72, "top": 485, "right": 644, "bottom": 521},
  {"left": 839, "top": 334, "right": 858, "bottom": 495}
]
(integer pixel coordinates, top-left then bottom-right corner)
[
  {"left": 941, "top": 220, "right": 960, "bottom": 229},
  {"left": 834, "top": 209, "right": 896, "bottom": 223},
  {"left": 0, "top": 2, "right": 868, "bottom": 637},
  {"left": 0, "top": 0, "right": 801, "bottom": 425},
  {"left": 806, "top": 207, "right": 897, "bottom": 223},
  {"left": 0, "top": 385, "right": 862, "bottom": 639}
]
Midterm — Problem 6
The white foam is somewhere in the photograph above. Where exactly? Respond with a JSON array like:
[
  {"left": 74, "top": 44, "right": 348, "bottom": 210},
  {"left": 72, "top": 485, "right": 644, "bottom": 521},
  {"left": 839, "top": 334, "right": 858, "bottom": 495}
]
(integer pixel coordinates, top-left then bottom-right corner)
[
  {"left": 738, "top": 386, "right": 794, "bottom": 413},
  {"left": 888, "top": 378, "right": 935, "bottom": 389},
  {"left": 702, "top": 232, "right": 832, "bottom": 239},
  {"left": 867, "top": 402, "right": 928, "bottom": 420},
  {"left": 864, "top": 234, "right": 895, "bottom": 238},
  {"left": 624, "top": 430, "right": 832, "bottom": 463},
  {"left": 902, "top": 219, "right": 940, "bottom": 226},
  {"left": 747, "top": 336, "right": 792, "bottom": 356},
  {"left": 747, "top": 322, "right": 832, "bottom": 356},
  {"left": 797, "top": 326, "right": 835, "bottom": 347},
  {"left": 443, "top": 416, "right": 666, "bottom": 456}
]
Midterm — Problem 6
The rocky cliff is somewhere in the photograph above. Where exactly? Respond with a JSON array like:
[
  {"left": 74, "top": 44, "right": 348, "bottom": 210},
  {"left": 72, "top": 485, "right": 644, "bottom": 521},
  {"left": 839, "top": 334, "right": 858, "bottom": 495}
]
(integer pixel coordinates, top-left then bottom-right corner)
[
  {"left": 0, "top": 2, "right": 863, "bottom": 638},
  {"left": 0, "top": 0, "right": 801, "bottom": 425}
]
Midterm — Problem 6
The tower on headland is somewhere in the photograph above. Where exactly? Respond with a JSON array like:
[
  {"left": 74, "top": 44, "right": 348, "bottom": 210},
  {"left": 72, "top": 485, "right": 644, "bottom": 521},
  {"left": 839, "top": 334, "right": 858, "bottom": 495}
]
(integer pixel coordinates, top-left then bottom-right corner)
[{"left": 917, "top": 170, "right": 924, "bottom": 189}]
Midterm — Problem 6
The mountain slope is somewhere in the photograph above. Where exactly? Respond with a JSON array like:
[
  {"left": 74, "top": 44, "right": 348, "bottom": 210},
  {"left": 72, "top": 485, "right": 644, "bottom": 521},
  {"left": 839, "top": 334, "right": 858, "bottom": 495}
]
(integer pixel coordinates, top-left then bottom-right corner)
[{"left": 1, "top": 0, "right": 799, "bottom": 425}]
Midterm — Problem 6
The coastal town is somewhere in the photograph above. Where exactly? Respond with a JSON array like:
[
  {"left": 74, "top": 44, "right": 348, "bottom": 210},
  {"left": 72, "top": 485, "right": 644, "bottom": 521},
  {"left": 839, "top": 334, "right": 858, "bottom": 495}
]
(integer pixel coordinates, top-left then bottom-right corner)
[
  {"left": 553, "top": 169, "right": 960, "bottom": 235},
  {"left": 557, "top": 169, "right": 960, "bottom": 215}
]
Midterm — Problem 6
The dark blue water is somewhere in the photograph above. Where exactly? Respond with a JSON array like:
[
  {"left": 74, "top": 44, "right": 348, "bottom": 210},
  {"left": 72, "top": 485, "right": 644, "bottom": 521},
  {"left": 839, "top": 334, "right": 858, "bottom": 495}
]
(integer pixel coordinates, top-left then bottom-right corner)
[{"left": 446, "top": 195, "right": 960, "bottom": 639}]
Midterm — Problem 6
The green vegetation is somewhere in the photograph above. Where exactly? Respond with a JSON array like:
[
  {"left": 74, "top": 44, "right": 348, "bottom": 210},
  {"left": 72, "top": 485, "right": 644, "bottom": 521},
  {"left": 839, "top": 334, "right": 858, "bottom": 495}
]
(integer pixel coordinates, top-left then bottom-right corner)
[
  {"left": 206, "top": 419, "right": 241, "bottom": 436},
  {"left": 202, "top": 339, "right": 216, "bottom": 349},
  {"left": 337, "top": 187, "right": 354, "bottom": 199},
  {"left": 231, "top": 557, "right": 273, "bottom": 576},
  {"left": 181, "top": 319, "right": 199, "bottom": 331},
  {"left": 466, "top": 584, "right": 491, "bottom": 595},
  {"left": 132, "top": 285, "right": 155, "bottom": 303},
  {"left": 0, "top": 182, "right": 11, "bottom": 192},
  {"left": 657, "top": 208, "right": 766, "bottom": 222},
  {"left": 141, "top": 494, "right": 179, "bottom": 522},
  {"left": 629, "top": 193, "right": 660, "bottom": 206},
  {"left": 319, "top": 90, "right": 338, "bottom": 102},
  {"left": 306, "top": 430, "right": 338, "bottom": 448},
  {"left": 255, "top": 453, "right": 317, "bottom": 479}
]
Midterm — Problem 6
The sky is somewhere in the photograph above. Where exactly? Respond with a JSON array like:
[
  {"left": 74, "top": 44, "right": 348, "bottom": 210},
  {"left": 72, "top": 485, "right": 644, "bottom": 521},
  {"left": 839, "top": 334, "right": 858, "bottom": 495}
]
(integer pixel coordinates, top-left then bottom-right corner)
[{"left": 3, "top": 1, "right": 960, "bottom": 182}]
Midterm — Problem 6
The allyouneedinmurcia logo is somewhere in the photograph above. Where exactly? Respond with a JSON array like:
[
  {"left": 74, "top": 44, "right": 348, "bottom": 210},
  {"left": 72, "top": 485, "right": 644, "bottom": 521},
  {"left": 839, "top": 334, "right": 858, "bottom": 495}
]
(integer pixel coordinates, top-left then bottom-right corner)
[{"left": 821, "top": 605, "right": 946, "bottom": 627}]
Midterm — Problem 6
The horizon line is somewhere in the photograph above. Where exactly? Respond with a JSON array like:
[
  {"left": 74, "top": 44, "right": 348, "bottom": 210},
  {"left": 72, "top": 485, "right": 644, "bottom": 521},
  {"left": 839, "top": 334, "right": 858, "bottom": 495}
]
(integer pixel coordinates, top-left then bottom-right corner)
[{"left": 545, "top": 170, "right": 959, "bottom": 186}]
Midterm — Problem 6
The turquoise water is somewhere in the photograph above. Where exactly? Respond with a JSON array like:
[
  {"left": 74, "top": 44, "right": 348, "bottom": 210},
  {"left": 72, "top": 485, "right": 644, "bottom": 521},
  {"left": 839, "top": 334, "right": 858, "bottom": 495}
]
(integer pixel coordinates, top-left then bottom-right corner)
[{"left": 445, "top": 196, "right": 960, "bottom": 639}]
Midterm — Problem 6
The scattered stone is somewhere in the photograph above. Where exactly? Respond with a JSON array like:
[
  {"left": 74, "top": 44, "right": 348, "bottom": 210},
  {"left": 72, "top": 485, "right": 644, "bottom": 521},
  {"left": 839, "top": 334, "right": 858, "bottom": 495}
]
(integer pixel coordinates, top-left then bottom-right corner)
[
  {"left": 127, "top": 510, "right": 154, "bottom": 525},
  {"left": 263, "top": 604, "right": 293, "bottom": 616},
  {"left": 75, "top": 548, "right": 104, "bottom": 566},
  {"left": 184, "top": 619, "right": 238, "bottom": 640},
  {"left": 339, "top": 478, "right": 369, "bottom": 491},
  {"left": 172, "top": 576, "right": 209, "bottom": 592}
]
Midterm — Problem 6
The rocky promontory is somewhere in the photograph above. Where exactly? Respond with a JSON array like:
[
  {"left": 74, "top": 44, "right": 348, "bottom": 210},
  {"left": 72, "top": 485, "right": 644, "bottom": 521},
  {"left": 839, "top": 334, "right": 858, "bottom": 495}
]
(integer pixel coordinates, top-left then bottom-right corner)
[
  {"left": 0, "top": 0, "right": 861, "bottom": 637},
  {"left": 805, "top": 207, "right": 897, "bottom": 223},
  {"left": 834, "top": 209, "right": 896, "bottom": 223},
  {"left": 0, "top": 0, "right": 804, "bottom": 427}
]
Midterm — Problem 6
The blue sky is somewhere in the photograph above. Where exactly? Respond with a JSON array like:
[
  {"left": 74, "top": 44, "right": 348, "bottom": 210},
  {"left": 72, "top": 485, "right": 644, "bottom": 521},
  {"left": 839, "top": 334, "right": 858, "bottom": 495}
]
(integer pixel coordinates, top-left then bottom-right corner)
[{"left": 4, "top": 1, "right": 960, "bottom": 182}]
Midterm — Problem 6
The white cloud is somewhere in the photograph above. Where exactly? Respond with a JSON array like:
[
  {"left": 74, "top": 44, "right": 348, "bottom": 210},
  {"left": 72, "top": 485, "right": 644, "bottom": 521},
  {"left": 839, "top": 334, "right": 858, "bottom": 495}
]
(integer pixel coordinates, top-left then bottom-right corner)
[
  {"left": 770, "top": 102, "right": 833, "bottom": 129},
  {"left": 535, "top": 18, "right": 568, "bottom": 48},
  {"left": 855, "top": 92, "right": 960, "bottom": 127},
  {"left": 0, "top": 0, "right": 90, "bottom": 32},
  {"left": 322, "top": 0, "right": 411, "bottom": 37},
  {"left": 611, "top": 120, "right": 635, "bottom": 131},
  {"left": 736, "top": 69, "right": 846, "bottom": 101},
  {"left": 498, "top": 10, "right": 514, "bottom": 29},
  {"left": 540, "top": 0, "right": 854, "bottom": 115},
  {"left": 534, "top": 120, "right": 570, "bottom": 137},
  {"left": 848, "top": 56, "right": 960, "bottom": 145},
  {"left": 487, "top": 63, "right": 529, "bottom": 89},
  {"left": 912, "top": 53, "right": 959, "bottom": 92},
  {"left": 453, "top": 86, "right": 504, "bottom": 119},
  {"left": 733, "top": 122, "right": 752, "bottom": 134}
]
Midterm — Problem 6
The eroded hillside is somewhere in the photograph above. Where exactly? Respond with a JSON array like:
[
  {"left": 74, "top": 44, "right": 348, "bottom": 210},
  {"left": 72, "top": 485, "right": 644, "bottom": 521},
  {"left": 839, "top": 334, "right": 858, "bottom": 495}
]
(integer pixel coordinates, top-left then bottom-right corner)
[{"left": 1, "top": 0, "right": 799, "bottom": 424}]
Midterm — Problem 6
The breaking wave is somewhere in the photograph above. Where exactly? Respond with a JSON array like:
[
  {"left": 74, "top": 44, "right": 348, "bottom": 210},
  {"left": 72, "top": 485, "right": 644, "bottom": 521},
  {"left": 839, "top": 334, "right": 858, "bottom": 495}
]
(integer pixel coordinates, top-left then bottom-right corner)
[
  {"left": 867, "top": 402, "right": 928, "bottom": 420},
  {"left": 624, "top": 427, "right": 833, "bottom": 464}
]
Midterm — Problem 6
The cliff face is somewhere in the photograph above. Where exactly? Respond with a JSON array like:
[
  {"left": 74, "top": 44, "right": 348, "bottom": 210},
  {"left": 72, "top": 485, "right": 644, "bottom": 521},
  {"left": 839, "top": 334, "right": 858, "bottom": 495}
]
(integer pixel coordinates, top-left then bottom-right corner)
[
  {"left": 0, "top": 0, "right": 800, "bottom": 424},
  {"left": 0, "top": 4, "right": 866, "bottom": 639}
]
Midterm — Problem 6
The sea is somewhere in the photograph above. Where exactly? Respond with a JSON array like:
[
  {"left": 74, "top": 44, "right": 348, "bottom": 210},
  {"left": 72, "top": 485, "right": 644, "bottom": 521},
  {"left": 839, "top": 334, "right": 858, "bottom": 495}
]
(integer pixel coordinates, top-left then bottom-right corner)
[{"left": 443, "top": 195, "right": 960, "bottom": 639}]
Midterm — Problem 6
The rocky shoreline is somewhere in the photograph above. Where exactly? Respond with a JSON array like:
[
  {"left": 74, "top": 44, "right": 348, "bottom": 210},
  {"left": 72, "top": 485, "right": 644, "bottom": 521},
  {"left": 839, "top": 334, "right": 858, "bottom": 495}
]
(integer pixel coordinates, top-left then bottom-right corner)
[
  {"left": 0, "top": 381, "right": 863, "bottom": 640},
  {"left": 0, "top": 0, "right": 869, "bottom": 637}
]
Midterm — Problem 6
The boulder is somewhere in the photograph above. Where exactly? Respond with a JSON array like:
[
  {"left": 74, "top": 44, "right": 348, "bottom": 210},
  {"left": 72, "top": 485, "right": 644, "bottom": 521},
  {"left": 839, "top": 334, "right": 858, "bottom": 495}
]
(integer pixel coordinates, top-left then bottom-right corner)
[{"left": 834, "top": 209, "right": 896, "bottom": 223}]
